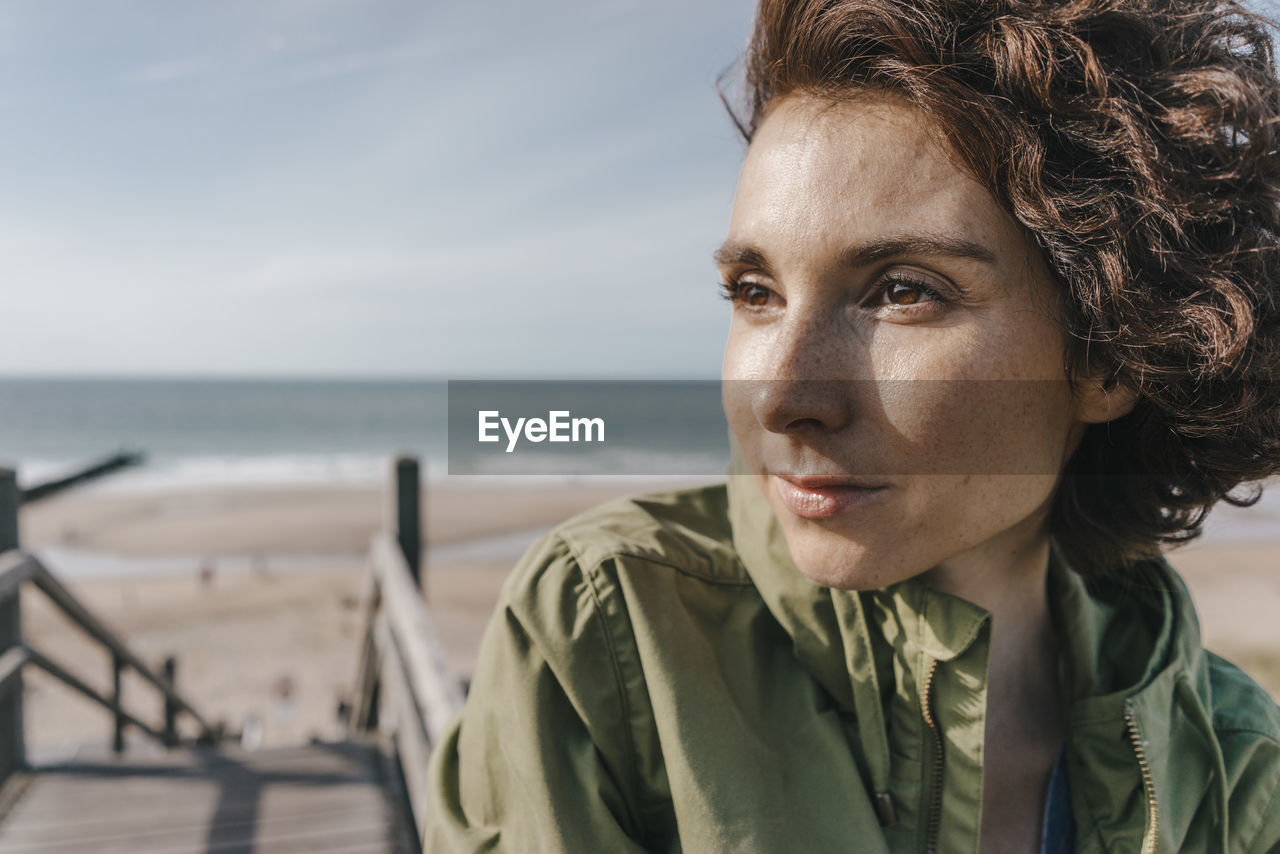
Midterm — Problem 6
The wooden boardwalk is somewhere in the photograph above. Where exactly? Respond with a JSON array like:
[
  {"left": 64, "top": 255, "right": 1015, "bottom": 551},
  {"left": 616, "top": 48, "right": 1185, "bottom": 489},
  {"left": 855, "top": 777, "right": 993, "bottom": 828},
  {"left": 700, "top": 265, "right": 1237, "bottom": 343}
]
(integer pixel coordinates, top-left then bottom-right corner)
[{"left": 0, "top": 741, "right": 418, "bottom": 854}]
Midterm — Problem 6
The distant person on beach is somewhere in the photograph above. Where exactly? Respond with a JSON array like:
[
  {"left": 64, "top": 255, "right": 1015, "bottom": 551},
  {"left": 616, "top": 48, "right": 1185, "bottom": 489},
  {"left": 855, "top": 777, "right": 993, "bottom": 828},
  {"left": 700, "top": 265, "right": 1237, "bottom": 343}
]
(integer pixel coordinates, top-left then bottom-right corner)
[{"left": 425, "top": 0, "right": 1280, "bottom": 851}]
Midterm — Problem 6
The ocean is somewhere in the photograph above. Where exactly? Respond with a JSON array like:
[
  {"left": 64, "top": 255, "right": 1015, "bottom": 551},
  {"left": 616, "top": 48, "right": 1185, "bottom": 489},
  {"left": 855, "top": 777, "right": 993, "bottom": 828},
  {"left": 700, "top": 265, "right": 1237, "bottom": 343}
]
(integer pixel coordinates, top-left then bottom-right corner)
[{"left": 0, "top": 377, "right": 450, "bottom": 490}]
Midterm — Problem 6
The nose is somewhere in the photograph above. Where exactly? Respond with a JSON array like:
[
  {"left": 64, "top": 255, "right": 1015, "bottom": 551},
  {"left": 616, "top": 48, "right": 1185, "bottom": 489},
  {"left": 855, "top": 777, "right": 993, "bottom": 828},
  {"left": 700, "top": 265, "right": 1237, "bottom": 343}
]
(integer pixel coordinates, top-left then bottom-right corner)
[
  {"left": 746, "top": 315, "right": 857, "bottom": 436},
  {"left": 750, "top": 378, "right": 853, "bottom": 436}
]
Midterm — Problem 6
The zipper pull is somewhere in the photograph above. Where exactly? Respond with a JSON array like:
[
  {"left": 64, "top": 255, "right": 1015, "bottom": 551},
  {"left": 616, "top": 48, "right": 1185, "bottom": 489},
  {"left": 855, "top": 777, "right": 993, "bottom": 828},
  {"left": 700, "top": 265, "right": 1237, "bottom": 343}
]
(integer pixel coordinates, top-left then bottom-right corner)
[{"left": 873, "top": 792, "right": 897, "bottom": 827}]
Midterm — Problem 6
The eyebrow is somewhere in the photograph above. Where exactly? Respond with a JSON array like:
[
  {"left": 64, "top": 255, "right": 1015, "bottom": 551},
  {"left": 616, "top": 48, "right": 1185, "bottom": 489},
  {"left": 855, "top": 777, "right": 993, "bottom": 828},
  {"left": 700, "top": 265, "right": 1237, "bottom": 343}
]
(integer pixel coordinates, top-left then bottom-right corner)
[{"left": 713, "top": 234, "right": 999, "bottom": 268}]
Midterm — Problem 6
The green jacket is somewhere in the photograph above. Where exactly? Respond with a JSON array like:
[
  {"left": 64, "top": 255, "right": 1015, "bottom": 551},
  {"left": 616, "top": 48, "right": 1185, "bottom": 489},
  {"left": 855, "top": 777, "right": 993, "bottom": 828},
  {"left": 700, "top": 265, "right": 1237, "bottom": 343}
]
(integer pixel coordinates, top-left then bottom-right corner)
[{"left": 425, "top": 476, "right": 1280, "bottom": 852}]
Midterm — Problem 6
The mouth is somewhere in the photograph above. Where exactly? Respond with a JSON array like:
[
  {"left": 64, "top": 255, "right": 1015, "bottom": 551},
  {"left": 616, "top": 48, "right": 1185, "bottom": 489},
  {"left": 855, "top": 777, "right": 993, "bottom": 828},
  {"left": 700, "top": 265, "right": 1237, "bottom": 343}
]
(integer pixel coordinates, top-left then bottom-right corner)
[{"left": 771, "top": 474, "right": 887, "bottom": 520}]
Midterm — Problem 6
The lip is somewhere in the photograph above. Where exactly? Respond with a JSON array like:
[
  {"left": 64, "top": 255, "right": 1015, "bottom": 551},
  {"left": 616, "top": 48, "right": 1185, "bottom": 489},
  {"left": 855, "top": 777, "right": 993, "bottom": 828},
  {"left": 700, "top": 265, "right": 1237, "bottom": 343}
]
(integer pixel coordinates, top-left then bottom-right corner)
[{"left": 772, "top": 474, "right": 887, "bottom": 520}]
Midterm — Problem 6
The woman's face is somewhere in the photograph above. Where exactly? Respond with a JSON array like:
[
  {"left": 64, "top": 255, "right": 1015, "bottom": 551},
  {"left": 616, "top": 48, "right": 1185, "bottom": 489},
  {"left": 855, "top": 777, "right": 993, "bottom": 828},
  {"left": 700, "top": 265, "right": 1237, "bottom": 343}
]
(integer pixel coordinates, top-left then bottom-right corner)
[{"left": 720, "top": 94, "right": 1121, "bottom": 590}]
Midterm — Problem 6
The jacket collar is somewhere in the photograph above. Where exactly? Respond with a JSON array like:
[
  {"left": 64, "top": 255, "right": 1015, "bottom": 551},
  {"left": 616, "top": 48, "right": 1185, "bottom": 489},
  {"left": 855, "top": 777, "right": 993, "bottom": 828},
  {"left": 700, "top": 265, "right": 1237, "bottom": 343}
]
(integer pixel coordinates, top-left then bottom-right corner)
[
  {"left": 1047, "top": 538, "right": 1222, "bottom": 852},
  {"left": 725, "top": 468, "right": 1219, "bottom": 851}
]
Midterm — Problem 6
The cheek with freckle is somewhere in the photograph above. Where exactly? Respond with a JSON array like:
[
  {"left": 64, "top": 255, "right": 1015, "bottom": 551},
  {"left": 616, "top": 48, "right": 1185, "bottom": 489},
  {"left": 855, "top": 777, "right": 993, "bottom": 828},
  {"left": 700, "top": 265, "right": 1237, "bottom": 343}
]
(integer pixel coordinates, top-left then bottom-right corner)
[{"left": 876, "top": 381, "right": 1069, "bottom": 475}]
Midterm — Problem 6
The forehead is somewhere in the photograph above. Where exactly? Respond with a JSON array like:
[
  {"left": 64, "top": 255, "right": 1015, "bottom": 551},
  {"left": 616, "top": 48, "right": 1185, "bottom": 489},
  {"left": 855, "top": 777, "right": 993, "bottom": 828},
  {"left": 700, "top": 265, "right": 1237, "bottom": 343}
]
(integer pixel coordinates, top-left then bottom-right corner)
[{"left": 730, "top": 94, "right": 1012, "bottom": 254}]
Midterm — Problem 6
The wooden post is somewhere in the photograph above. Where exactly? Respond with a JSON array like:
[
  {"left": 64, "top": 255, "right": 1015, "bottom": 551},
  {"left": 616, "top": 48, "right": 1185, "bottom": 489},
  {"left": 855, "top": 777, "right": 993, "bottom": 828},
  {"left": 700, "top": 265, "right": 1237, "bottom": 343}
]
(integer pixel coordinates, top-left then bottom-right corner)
[
  {"left": 0, "top": 468, "right": 24, "bottom": 778},
  {"left": 359, "top": 647, "right": 381, "bottom": 731},
  {"left": 111, "top": 654, "right": 125, "bottom": 753},
  {"left": 391, "top": 456, "right": 423, "bottom": 592},
  {"left": 163, "top": 656, "right": 178, "bottom": 747},
  {"left": 352, "top": 574, "right": 382, "bottom": 731}
]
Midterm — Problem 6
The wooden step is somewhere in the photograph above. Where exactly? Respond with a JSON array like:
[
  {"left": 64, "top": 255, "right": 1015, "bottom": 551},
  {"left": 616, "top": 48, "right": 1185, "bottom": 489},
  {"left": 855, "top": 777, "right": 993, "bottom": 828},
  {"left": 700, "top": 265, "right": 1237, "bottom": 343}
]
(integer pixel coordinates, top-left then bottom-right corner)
[{"left": 0, "top": 741, "right": 417, "bottom": 853}]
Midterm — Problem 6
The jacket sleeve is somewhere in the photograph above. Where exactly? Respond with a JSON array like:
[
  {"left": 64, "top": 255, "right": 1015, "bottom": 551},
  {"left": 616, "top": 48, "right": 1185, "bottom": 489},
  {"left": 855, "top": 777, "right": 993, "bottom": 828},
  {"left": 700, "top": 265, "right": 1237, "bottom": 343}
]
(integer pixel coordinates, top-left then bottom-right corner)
[
  {"left": 1244, "top": 770, "right": 1280, "bottom": 854},
  {"left": 423, "top": 533, "right": 652, "bottom": 853}
]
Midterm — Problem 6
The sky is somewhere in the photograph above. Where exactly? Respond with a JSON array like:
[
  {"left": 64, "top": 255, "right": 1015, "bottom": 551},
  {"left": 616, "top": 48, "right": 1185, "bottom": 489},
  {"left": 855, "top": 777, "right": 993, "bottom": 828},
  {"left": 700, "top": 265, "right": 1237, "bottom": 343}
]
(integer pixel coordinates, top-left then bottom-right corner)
[{"left": 0, "top": 0, "right": 756, "bottom": 379}]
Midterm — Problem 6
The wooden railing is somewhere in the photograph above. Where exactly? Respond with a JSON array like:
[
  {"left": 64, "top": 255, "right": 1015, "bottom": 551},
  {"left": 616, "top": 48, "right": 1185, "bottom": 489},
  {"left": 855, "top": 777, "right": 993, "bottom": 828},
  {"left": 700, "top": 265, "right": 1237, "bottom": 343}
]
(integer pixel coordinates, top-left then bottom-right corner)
[
  {"left": 19, "top": 450, "right": 144, "bottom": 504},
  {"left": 351, "top": 456, "right": 466, "bottom": 845},
  {"left": 0, "top": 468, "right": 219, "bottom": 787}
]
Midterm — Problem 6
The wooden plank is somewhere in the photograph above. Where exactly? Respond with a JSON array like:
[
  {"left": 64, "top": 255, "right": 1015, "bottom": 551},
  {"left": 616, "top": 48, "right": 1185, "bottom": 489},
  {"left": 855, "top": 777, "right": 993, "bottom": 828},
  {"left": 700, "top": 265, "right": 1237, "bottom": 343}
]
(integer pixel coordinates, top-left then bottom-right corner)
[
  {"left": 111, "top": 655, "right": 125, "bottom": 754},
  {"left": 373, "top": 617, "right": 430, "bottom": 840},
  {"left": 0, "top": 811, "right": 407, "bottom": 854},
  {"left": 0, "top": 472, "right": 16, "bottom": 553},
  {"left": 0, "top": 796, "right": 391, "bottom": 842},
  {"left": 23, "top": 741, "right": 389, "bottom": 778},
  {"left": 0, "top": 799, "right": 396, "bottom": 851},
  {"left": 0, "top": 555, "right": 34, "bottom": 606},
  {"left": 389, "top": 456, "right": 422, "bottom": 587},
  {"left": 4, "top": 785, "right": 383, "bottom": 827},
  {"left": 0, "top": 649, "right": 29, "bottom": 699},
  {"left": 18, "top": 451, "right": 144, "bottom": 504},
  {"left": 161, "top": 658, "right": 178, "bottom": 748},
  {"left": 369, "top": 533, "right": 465, "bottom": 747},
  {"left": 0, "top": 470, "right": 22, "bottom": 783},
  {"left": 350, "top": 568, "right": 382, "bottom": 731}
]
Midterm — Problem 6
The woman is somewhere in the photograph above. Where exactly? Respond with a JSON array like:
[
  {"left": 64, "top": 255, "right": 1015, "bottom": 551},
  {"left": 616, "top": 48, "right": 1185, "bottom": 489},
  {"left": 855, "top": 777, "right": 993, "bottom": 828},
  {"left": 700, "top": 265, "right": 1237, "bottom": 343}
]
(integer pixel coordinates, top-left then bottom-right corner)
[{"left": 427, "top": 0, "right": 1280, "bottom": 851}]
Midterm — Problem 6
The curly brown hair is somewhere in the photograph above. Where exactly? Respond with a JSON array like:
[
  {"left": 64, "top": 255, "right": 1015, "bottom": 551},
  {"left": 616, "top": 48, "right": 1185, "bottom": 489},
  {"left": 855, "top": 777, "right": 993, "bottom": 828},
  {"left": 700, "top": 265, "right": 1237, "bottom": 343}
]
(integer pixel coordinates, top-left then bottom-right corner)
[{"left": 726, "top": 0, "right": 1280, "bottom": 574}]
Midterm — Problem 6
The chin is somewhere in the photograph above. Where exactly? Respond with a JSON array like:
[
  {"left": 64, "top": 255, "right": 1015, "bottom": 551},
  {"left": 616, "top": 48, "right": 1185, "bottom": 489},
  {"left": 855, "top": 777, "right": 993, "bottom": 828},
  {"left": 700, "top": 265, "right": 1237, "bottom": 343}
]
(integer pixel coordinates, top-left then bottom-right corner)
[{"left": 780, "top": 522, "right": 920, "bottom": 591}]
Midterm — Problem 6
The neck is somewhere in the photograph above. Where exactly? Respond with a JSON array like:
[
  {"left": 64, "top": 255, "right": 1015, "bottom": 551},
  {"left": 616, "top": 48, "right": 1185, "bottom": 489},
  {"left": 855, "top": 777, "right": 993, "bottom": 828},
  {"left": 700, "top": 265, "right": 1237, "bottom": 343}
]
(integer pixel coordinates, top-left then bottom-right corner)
[{"left": 919, "top": 519, "right": 1062, "bottom": 720}]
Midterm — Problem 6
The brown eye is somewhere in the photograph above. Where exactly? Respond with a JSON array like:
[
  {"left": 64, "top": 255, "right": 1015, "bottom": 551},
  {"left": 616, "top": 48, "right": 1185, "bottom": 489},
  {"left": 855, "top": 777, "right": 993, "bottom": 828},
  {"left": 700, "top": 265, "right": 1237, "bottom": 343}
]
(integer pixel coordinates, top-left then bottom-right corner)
[
  {"left": 887, "top": 281, "right": 923, "bottom": 305},
  {"left": 877, "top": 273, "right": 944, "bottom": 309},
  {"left": 721, "top": 279, "right": 777, "bottom": 309},
  {"left": 741, "top": 283, "right": 771, "bottom": 307}
]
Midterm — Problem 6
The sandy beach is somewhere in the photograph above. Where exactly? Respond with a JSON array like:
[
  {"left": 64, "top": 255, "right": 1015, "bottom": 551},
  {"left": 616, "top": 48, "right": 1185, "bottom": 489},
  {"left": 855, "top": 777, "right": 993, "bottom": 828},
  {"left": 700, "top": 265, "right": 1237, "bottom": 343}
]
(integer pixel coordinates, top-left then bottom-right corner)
[{"left": 13, "top": 477, "right": 1280, "bottom": 759}]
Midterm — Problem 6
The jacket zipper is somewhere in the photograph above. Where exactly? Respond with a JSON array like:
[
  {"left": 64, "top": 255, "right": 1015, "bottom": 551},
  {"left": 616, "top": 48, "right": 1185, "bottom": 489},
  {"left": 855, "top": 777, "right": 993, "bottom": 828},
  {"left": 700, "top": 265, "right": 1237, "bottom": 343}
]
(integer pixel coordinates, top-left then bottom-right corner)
[
  {"left": 1124, "top": 706, "right": 1159, "bottom": 854},
  {"left": 921, "top": 658, "right": 943, "bottom": 854}
]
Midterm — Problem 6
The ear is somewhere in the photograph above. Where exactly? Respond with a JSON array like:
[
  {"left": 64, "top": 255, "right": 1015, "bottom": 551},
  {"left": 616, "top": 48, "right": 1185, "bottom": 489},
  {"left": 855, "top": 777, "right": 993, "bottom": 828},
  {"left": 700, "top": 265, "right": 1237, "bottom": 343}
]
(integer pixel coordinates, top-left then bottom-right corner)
[{"left": 1073, "top": 371, "right": 1138, "bottom": 424}]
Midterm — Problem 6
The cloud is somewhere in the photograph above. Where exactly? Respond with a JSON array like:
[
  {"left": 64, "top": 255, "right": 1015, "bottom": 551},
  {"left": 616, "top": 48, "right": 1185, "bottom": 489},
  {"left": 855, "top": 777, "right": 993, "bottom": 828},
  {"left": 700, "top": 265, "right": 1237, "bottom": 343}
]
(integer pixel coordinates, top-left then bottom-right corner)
[
  {"left": 277, "top": 42, "right": 431, "bottom": 85},
  {"left": 119, "top": 59, "right": 206, "bottom": 86}
]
